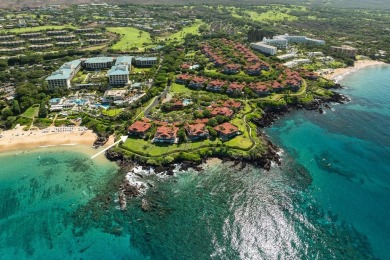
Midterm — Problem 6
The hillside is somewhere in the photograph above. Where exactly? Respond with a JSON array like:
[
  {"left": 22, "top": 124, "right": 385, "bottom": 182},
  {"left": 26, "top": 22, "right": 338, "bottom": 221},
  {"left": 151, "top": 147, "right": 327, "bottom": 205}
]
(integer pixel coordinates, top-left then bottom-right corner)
[{"left": 1, "top": 0, "right": 390, "bottom": 9}]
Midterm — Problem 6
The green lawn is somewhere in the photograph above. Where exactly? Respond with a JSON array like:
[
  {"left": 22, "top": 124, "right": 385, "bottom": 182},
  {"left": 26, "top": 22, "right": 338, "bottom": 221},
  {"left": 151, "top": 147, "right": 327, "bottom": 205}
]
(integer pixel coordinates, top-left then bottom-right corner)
[
  {"left": 21, "top": 105, "right": 39, "bottom": 118},
  {"left": 107, "top": 27, "right": 152, "bottom": 51},
  {"left": 245, "top": 10, "right": 297, "bottom": 22},
  {"left": 102, "top": 108, "right": 123, "bottom": 117},
  {"left": 5, "top": 25, "right": 76, "bottom": 33},
  {"left": 158, "top": 20, "right": 205, "bottom": 44},
  {"left": 170, "top": 83, "right": 193, "bottom": 94},
  {"left": 123, "top": 137, "right": 221, "bottom": 157},
  {"left": 132, "top": 67, "right": 150, "bottom": 74}
]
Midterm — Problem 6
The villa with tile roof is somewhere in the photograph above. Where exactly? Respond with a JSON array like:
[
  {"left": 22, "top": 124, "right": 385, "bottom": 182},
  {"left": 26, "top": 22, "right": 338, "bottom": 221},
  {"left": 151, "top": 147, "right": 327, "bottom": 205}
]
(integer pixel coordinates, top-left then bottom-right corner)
[
  {"left": 153, "top": 125, "right": 179, "bottom": 143},
  {"left": 185, "top": 123, "right": 209, "bottom": 141},
  {"left": 128, "top": 121, "right": 152, "bottom": 138},
  {"left": 206, "top": 79, "right": 226, "bottom": 92},
  {"left": 214, "top": 122, "right": 240, "bottom": 140},
  {"left": 227, "top": 82, "right": 245, "bottom": 96}
]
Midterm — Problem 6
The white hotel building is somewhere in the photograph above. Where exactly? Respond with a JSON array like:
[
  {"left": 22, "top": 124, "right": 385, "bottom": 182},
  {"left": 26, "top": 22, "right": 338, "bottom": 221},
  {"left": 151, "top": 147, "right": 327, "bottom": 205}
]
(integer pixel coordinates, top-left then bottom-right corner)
[
  {"left": 250, "top": 42, "right": 277, "bottom": 55},
  {"left": 45, "top": 60, "right": 81, "bottom": 89}
]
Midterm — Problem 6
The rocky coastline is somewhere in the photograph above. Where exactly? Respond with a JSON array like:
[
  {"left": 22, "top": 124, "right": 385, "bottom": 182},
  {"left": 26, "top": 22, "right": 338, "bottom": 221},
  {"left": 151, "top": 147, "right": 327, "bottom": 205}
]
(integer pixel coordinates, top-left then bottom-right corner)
[
  {"left": 105, "top": 88, "right": 348, "bottom": 207},
  {"left": 253, "top": 90, "right": 350, "bottom": 128}
]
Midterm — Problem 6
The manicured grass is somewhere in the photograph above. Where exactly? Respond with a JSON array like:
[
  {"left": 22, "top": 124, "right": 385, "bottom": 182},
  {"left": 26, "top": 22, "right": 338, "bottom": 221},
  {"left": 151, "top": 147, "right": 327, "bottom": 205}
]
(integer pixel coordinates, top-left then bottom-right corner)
[
  {"left": 170, "top": 83, "right": 193, "bottom": 94},
  {"left": 6, "top": 25, "right": 76, "bottom": 33},
  {"left": 132, "top": 67, "right": 150, "bottom": 74},
  {"left": 22, "top": 105, "right": 39, "bottom": 118},
  {"left": 102, "top": 108, "right": 123, "bottom": 117},
  {"left": 245, "top": 10, "right": 297, "bottom": 22},
  {"left": 107, "top": 27, "right": 152, "bottom": 51},
  {"left": 123, "top": 137, "right": 221, "bottom": 157},
  {"left": 158, "top": 20, "right": 205, "bottom": 44}
]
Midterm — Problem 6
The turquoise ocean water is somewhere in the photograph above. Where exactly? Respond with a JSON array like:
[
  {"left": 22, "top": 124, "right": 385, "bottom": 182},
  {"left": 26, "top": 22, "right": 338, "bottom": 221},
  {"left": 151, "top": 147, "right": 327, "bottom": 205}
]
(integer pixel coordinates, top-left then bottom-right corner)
[{"left": 0, "top": 65, "right": 389, "bottom": 259}]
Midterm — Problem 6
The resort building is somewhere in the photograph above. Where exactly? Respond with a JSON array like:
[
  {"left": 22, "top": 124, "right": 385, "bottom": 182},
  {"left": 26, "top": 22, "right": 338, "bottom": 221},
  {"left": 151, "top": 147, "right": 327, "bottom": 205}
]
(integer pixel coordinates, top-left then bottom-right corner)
[
  {"left": 134, "top": 57, "right": 158, "bottom": 67},
  {"left": 272, "top": 34, "right": 325, "bottom": 46},
  {"left": 108, "top": 56, "right": 132, "bottom": 86},
  {"left": 45, "top": 59, "right": 81, "bottom": 89},
  {"left": 75, "top": 28, "right": 94, "bottom": 33},
  {"left": 55, "top": 41, "right": 78, "bottom": 46},
  {"left": 103, "top": 89, "right": 128, "bottom": 102},
  {"left": 128, "top": 120, "right": 152, "bottom": 138},
  {"left": 175, "top": 74, "right": 192, "bottom": 84},
  {"left": 214, "top": 122, "right": 240, "bottom": 140},
  {"left": 223, "top": 100, "right": 242, "bottom": 109},
  {"left": 0, "top": 40, "right": 25, "bottom": 47},
  {"left": 107, "top": 65, "right": 130, "bottom": 85},
  {"left": 0, "top": 35, "right": 15, "bottom": 40},
  {"left": 245, "top": 64, "right": 262, "bottom": 75},
  {"left": 87, "top": 39, "right": 108, "bottom": 44},
  {"left": 250, "top": 42, "right": 277, "bottom": 55},
  {"left": 29, "top": 37, "right": 52, "bottom": 44},
  {"left": 222, "top": 64, "right": 241, "bottom": 75},
  {"left": 84, "top": 57, "right": 114, "bottom": 69},
  {"left": 53, "top": 35, "right": 76, "bottom": 41},
  {"left": 83, "top": 33, "right": 103, "bottom": 38},
  {"left": 206, "top": 80, "right": 226, "bottom": 92},
  {"left": 46, "top": 30, "right": 68, "bottom": 36},
  {"left": 226, "top": 82, "right": 245, "bottom": 96},
  {"left": 152, "top": 125, "right": 179, "bottom": 143},
  {"left": 0, "top": 47, "right": 26, "bottom": 54},
  {"left": 249, "top": 82, "right": 270, "bottom": 96},
  {"left": 188, "top": 76, "right": 207, "bottom": 90},
  {"left": 263, "top": 36, "right": 288, "bottom": 49},
  {"left": 19, "top": 32, "right": 42, "bottom": 38},
  {"left": 29, "top": 44, "right": 53, "bottom": 50},
  {"left": 185, "top": 123, "right": 209, "bottom": 141},
  {"left": 331, "top": 45, "right": 358, "bottom": 57},
  {"left": 210, "top": 107, "right": 234, "bottom": 117}
]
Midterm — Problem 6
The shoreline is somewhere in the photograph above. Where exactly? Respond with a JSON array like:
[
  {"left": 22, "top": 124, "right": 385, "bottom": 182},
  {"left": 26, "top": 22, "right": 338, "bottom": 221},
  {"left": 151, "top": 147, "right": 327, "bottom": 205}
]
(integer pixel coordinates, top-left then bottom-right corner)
[
  {"left": 0, "top": 126, "right": 115, "bottom": 158},
  {"left": 321, "top": 60, "right": 387, "bottom": 83}
]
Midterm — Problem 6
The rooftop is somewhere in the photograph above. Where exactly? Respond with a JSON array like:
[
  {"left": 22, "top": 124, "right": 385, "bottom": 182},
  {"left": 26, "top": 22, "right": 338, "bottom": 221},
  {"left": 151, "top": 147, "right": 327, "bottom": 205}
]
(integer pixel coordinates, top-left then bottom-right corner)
[
  {"left": 115, "top": 56, "right": 133, "bottom": 66},
  {"left": 108, "top": 65, "right": 129, "bottom": 76},
  {"left": 85, "top": 57, "right": 114, "bottom": 64}
]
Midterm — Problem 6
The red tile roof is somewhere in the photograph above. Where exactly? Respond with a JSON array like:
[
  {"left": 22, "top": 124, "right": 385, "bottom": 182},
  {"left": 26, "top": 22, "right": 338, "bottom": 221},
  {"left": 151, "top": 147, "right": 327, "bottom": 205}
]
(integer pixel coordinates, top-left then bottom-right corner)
[
  {"left": 185, "top": 123, "right": 208, "bottom": 136},
  {"left": 228, "top": 82, "right": 245, "bottom": 92},
  {"left": 223, "top": 100, "right": 242, "bottom": 109},
  {"left": 214, "top": 122, "right": 239, "bottom": 135},
  {"left": 155, "top": 126, "right": 178, "bottom": 139},
  {"left": 211, "top": 107, "right": 234, "bottom": 117},
  {"left": 128, "top": 121, "right": 152, "bottom": 133}
]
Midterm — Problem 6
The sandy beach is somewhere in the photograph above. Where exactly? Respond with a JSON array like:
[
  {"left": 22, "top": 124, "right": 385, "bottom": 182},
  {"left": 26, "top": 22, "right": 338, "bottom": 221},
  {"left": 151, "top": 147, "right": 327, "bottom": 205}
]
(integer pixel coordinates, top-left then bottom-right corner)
[
  {"left": 321, "top": 60, "right": 387, "bottom": 82},
  {"left": 0, "top": 125, "right": 114, "bottom": 153}
]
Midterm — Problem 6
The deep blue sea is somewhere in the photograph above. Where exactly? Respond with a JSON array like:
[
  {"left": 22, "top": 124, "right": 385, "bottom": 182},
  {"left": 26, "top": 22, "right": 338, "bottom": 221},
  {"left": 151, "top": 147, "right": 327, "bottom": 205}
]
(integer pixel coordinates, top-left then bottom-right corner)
[{"left": 0, "top": 65, "right": 389, "bottom": 259}]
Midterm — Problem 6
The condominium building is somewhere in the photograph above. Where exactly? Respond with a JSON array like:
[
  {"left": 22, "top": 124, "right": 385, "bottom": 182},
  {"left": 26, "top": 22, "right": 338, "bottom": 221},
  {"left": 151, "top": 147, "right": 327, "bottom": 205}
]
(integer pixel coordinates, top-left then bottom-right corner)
[
  {"left": 86, "top": 39, "right": 108, "bottom": 44},
  {"left": 53, "top": 35, "right": 76, "bottom": 41},
  {"left": 55, "top": 41, "right": 78, "bottom": 46},
  {"left": 331, "top": 45, "right": 358, "bottom": 57},
  {"left": 19, "top": 32, "right": 42, "bottom": 38},
  {"left": 84, "top": 56, "right": 114, "bottom": 69},
  {"left": 107, "top": 56, "right": 133, "bottom": 86},
  {"left": 134, "top": 57, "right": 158, "bottom": 67},
  {"left": 46, "top": 30, "right": 69, "bottom": 36},
  {"left": 0, "top": 35, "right": 15, "bottom": 40},
  {"left": 250, "top": 42, "right": 277, "bottom": 55},
  {"left": 29, "top": 44, "right": 53, "bottom": 50},
  {"left": 0, "top": 40, "right": 25, "bottom": 47},
  {"left": 75, "top": 28, "right": 94, "bottom": 33},
  {"left": 45, "top": 60, "right": 81, "bottom": 89},
  {"left": 107, "top": 65, "right": 130, "bottom": 85},
  {"left": 29, "top": 37, "right": 52, "bottom": 44},
  {"left": 263, "top": 36, "right": 288, "bottom": 49}
]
